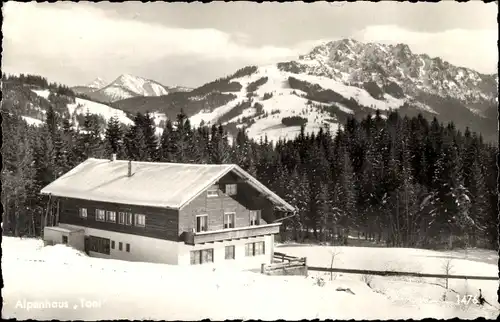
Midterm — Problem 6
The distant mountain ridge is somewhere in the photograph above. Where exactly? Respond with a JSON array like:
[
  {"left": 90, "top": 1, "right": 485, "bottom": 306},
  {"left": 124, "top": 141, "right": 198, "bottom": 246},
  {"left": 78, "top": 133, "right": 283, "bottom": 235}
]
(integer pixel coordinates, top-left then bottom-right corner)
[
  {"left": 72, "top": 74, "right": 192, "bottom": 103},
  {"left": 112, "top": 39, "right": 498, "bottom": 143}
]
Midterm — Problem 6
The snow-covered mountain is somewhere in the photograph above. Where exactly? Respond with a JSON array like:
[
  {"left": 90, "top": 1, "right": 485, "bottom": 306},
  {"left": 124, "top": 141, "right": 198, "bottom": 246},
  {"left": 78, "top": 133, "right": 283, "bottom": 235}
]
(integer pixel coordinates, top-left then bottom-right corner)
[
  {"left": 290, "top": 39, "right": 497, "bottom": 110},
  {"left": 114, "top": 39, "right": 497, "bottom": 143},
  {"left": 72, "top": 74, "right": 192, "bottom": 103},
  {"left": 86, "top": 77, "right": 108, "bottom": 90}
]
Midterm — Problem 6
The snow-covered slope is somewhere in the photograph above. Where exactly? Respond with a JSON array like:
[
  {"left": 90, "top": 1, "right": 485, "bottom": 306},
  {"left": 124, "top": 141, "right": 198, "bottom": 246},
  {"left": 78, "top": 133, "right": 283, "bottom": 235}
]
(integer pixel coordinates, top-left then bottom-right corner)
[
  {"left": 188, "top": 64, "right": 405, "bottom": 143},
  {"left": 21, "top": 116, "right": 44, "bottom": 126},
  {"left": 31, "top": 89, "right": 134, "bottom": 128},
  {"left": 28, "top": 89, "right": 168, "bottom": 137},
  {"left": 2, "top": 236, "right": 497, "bottom": 320},
  {"left": 184, "top": 39, "right": 497, "bottom": 143}
]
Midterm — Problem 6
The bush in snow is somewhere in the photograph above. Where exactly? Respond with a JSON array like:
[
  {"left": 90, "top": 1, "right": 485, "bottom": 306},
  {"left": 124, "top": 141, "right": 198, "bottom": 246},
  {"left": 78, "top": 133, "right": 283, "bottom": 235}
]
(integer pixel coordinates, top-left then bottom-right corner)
[{"left": 361, "top": 274, "right": 373, "bottom": 288}]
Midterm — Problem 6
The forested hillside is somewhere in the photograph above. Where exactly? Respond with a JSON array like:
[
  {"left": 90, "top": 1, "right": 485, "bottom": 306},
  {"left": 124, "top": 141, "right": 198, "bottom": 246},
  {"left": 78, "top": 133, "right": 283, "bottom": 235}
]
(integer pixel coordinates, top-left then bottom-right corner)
[{"left": 2, "top": 103, "right": 498, "bottom": 249}]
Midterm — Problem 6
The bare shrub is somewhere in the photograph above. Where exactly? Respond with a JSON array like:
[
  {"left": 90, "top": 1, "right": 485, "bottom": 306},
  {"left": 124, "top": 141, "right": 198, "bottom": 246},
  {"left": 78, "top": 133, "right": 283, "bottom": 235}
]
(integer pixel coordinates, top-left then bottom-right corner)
[
  {"left": 361, "top": 274, "right": 374, "bottom": 288},
  {"left": 329, "top": 248, "right": 342, "bottom": 281},
  {"left": 315, "top": 276, "right": 326, "bottom": 287},
  {"left": 442, "top": 258, "right": 454, "bottom": 289}
]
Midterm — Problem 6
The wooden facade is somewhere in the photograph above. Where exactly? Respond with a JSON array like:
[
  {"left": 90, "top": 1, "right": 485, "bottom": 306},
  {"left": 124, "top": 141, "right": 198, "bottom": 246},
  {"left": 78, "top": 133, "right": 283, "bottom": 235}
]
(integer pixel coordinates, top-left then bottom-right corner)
[
  {"left": 54, "top": 171, "right": 285, "bottom": 246},
  {"left": 57, "top": 197, "right": 179, "bottom": 242}
]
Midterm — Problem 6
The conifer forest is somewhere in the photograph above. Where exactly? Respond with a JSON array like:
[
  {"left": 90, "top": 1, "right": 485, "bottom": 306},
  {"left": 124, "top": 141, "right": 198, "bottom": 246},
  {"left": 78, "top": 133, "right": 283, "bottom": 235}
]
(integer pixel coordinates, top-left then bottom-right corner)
[{"left": 3, "top": 98, "right": 498, "bottom": 251}]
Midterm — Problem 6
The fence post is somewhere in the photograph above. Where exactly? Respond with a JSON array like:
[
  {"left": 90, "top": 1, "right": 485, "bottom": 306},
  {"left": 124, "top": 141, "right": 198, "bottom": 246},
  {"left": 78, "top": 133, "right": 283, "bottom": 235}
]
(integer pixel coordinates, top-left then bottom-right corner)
[
  {"left": 261, "top": 263, "right": 266, "bottom": 274},
  {"left": 303, "top": 257, "right": 308, "bottom": 277}
]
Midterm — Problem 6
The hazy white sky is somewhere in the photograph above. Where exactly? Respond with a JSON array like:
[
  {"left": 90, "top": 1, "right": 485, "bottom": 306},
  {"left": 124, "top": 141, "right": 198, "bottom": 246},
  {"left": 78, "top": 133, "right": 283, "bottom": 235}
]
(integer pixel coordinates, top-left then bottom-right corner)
[{"left": 2, "top": 2, "right": 498, "bottom": 88}]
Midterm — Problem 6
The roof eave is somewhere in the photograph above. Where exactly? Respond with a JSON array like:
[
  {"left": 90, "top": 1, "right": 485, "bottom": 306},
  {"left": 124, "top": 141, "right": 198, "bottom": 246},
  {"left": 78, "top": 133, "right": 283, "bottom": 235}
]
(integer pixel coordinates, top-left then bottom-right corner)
[{"left": 231, "top": 166, "right": 295, "bottom": 213}]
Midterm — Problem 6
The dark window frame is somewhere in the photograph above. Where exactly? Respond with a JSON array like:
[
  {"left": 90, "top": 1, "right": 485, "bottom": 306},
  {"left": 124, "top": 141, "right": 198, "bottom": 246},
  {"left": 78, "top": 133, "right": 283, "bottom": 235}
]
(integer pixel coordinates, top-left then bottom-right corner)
[
  {"left": 250, "top": 210, "right": 261, "bottom": 226},
  {"left": 190, "top": 248, "right": 214, "bottom": 265},
  {"left": 225, "top": 184, "right": 237, "bottom": 196},
  {"left": 225, "top": 245, "right": 235, "bottom": 260},
  {"left": 89, "top": 236, "right": 111, "bottom": 255},
  {"left": 245, "top": 241, "right": 265, "bottom": 257},
  {"left": 224, "top": 212, "right": 235, "bottom": 229},
  {"left": 207, "top": 187, "right": 218, "bottom": 198},
  {"left": 106, "top": 211, "right": 116, "bottom": 223},
  {"left": 118, "top": 212, "right": 125, "bottom": 225},
  {"left": 95, "top": 209, "right": 105, "bottom": 222},
  {"left": 196, "top": 214, "right": 208, "bottom": 233},
  {"left": 134, "top": 214, "right": 146, "bottom": 227},
  {"left": 79, "top": 208, "right": 87, "bottom": 219},
  {"left": 125, "top": 213, "right": 133, "bottom": 226}
]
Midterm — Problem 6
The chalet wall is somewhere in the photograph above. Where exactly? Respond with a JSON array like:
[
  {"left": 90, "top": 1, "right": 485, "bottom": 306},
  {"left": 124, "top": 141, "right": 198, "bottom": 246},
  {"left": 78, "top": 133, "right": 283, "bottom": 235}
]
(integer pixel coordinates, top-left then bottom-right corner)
[
  {"left": 59, "top": 223, "right": 179, "bottom": 265},
  {"left": 58, "top": 197, "right": 179, "bottom": 242},
  {"left": 177, "top": 235, "right": 273, "bottom": 270},
  {"left": 178, "top": 172, "right": 276, "bottom": 236}
]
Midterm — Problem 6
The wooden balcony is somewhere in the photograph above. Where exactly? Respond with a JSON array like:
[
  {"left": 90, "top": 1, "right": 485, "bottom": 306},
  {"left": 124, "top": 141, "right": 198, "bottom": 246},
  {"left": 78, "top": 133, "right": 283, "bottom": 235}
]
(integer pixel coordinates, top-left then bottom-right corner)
[{"left": 184, "top": 223, "right": 281, "bottom": 245}]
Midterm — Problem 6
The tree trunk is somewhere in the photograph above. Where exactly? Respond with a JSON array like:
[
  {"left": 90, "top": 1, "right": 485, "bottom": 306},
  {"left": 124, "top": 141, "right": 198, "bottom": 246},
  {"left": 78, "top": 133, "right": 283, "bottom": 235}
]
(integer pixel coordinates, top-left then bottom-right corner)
[
  {"left": 3, "top": 196, "right": 9, "bottom": 235},
  {"left": 14, "top": 198, "right": 19, "bottom": 237}
]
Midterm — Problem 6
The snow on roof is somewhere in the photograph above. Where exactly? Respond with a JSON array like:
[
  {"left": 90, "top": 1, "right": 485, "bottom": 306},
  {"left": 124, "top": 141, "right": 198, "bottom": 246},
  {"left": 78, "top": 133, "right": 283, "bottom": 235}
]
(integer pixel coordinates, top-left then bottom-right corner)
[
  {"left": 44, "top": 226, "right": 83, "bottom": 234},
  {"left": 40, "top": 158, "right": 295, "bottom": 212}
]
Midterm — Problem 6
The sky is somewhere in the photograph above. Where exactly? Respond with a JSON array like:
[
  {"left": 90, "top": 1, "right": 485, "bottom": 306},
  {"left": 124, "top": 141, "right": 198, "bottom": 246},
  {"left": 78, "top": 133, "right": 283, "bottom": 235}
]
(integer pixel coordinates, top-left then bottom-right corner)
[{"left": 2, "top": 1, "right": 498, "bottom": 88}]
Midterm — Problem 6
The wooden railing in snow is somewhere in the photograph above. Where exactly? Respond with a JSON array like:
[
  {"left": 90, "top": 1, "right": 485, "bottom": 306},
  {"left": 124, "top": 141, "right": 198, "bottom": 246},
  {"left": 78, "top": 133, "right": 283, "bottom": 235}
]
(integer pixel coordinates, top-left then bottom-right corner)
[{"left": 261, "top": 252, "right": 307, "bottom": 275}]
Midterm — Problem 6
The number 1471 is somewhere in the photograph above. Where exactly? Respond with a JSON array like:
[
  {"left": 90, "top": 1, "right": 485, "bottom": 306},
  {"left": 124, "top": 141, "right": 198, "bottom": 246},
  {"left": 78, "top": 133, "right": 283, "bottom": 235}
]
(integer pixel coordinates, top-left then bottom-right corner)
[{"left": 456, "top": 295, "right": 478, "bottom": 305}]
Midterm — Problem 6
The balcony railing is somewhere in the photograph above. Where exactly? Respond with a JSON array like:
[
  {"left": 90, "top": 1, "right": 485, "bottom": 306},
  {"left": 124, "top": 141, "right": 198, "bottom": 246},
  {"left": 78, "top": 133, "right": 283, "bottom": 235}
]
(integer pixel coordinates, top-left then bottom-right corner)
[{"left": 184, "top": 223, "right": 281, "bottom": 245}]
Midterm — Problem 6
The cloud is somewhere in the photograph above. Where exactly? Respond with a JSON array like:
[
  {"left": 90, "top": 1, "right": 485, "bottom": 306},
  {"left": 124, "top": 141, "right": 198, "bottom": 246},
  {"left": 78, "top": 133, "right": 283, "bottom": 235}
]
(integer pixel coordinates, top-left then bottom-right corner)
[
  {"left": 2, "top": 3, "right": 497, "bottom": 88},
  {"left": 352, "top": 25, "right": 498, "bottom": 74},
  {"left": 2, "top": 3, "right": 295, "bottom": 84}
]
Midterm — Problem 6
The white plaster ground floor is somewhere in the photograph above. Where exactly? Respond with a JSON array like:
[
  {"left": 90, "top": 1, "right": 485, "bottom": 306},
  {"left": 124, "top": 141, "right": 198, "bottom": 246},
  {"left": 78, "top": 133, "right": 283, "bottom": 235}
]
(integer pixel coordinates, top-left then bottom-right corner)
[{"left": 55, "top": 224, "right": 273, "bottom": 270}]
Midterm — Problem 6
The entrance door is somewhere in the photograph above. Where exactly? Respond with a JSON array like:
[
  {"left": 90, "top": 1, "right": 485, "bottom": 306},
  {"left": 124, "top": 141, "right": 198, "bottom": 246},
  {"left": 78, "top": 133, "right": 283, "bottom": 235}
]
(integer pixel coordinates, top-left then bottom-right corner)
[
  {"left": 62, "top": 235, "right": 68, "bottom": 244},
  {"left": 84, "top": 236, "right": 90, "bottom": 254}
]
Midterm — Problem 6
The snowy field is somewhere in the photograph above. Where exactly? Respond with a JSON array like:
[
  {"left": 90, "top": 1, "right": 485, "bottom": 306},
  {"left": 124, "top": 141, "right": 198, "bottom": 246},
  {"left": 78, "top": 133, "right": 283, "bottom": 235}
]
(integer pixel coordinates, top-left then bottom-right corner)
[
  {"left": 278, "top": 243, "right": 499, "bottom": 319},
  {"left": 2, "top": 236, "right": 498, "bottom": 320}
]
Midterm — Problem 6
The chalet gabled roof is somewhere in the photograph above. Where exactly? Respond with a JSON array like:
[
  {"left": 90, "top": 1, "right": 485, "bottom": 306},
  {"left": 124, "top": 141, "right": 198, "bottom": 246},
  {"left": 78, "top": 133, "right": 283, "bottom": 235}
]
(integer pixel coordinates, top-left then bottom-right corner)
[{"left": 40, "top": 158, "right": 295, "bottom": 212}]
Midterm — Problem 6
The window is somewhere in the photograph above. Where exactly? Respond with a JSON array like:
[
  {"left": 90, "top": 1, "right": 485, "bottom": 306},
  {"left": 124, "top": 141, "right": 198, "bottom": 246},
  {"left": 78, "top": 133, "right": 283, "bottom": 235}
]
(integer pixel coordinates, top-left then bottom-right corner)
[
  {"left": 225, "top": 184, "right": 237, "bottom": 196},
  {"left": 118, "top": 212, "right": 125, "bottom": 225},
  {"left": 245, "top": 241, "right": 265, "bottom": 257},
  {"left": 224, "top": 212, "right": 235, "bottom": 229},
  {"left": 134, "top": 214, "right": 146, "bottom": 227},
  {"left": 190, "top": 248, "right": 214, "bottom": 265},
  {"left": 126, "top": 243, "right": 130, "bottom": 252},
  {"left": 79, "top": 208, "right": 87, "bottom": 219},
  {"left": 207, "top": 187, "right": 218, "bottom": 198},
  {"left": 225, "top": 245, "right": 235, "bottom": 260},
  {"left": 106, "top": 211, "right": 116, "bottom": 223},
  {"left": 62, "top": 235, "right": 68, "bottom": 244},
  {"left": 196, "top": 215, "right": 208, "bottom": 232},
  {"left": 95, "top": 209, "right": 105, "bottom": 222},
  {"left": 250, "top": 210, "right": 261, "bottom": 226},
  {"left": 111, "top": 241, "right": 115, "bottom": 249},
  {"left": 254, "top": 241, "right": 265, "bottom": 256},
  {"left": 125, "top": 213, "right": 133, "bottom": 226},
  {"left": 119, "top": 242, "right": 123, "bottom": 251},
  {"left": 89, "top": 236, "right": 111, "bottom": 255}
]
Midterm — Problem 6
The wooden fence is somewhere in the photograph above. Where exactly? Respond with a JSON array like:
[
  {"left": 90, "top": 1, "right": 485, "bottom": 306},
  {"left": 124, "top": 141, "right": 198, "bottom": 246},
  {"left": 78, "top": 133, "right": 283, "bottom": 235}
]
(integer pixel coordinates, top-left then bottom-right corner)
[
  {"left": 307, "top": 266, "right": 499, "bottom": 281},
  {"left": 263, "top": 252, "right": 497, "bottom": 281},
  {"left": 261, "top": 252, "right": 307, "bottom": 276}
]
